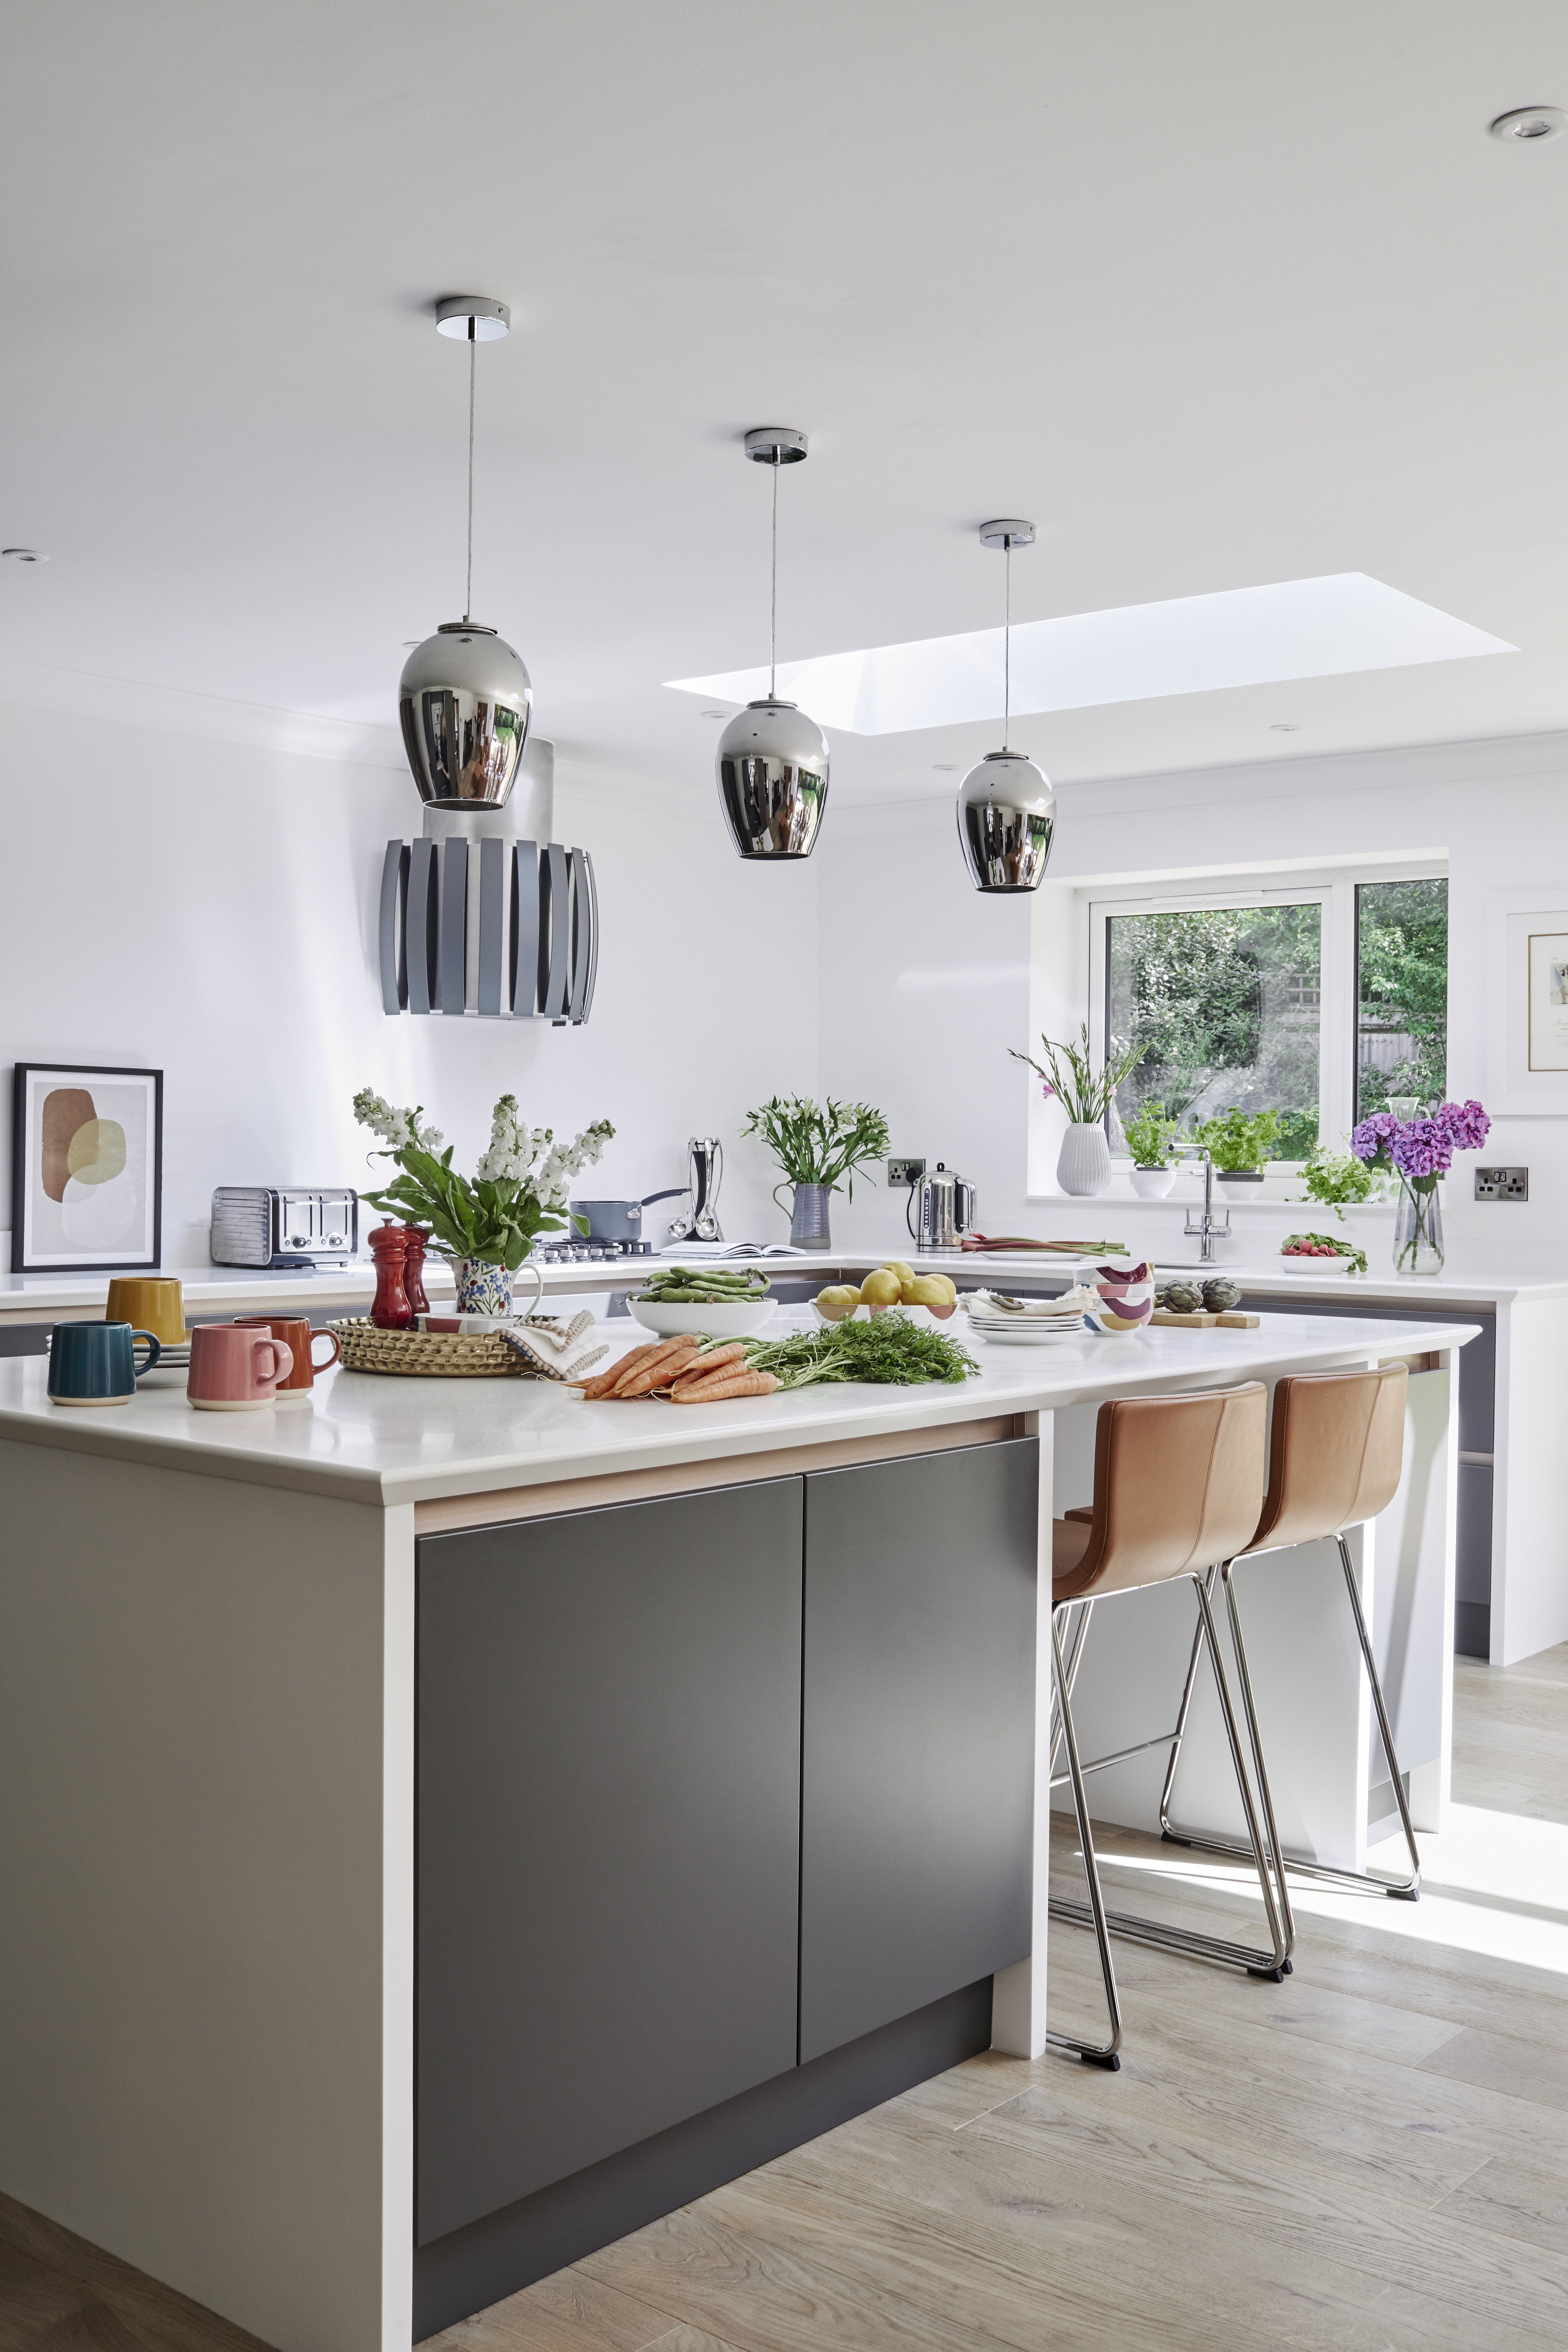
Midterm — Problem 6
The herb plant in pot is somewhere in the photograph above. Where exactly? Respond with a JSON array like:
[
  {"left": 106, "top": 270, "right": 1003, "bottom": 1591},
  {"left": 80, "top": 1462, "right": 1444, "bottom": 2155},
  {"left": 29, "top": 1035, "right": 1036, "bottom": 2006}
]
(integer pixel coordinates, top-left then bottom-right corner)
[
  {"left": 1122, "top": 1099, "right": 1180, "bottom": 1199},
  {"left": 1010, "top": 1024, "right": 1145, "bottom": 1198},
  {"left": 354, "top": 1090, "right": 615, "bottom": 1315},
  {"left": 741, "top": 1095, "right": 890, "bottom": 1250},
  {"left": 1193, "top": 1107, "right": 1282, "bottom": 1185}
]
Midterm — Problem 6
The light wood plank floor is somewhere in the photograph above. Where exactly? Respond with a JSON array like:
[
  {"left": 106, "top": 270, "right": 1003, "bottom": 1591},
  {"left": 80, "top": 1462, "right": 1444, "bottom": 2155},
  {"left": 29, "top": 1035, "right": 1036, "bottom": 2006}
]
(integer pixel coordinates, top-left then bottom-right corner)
[{"left": 1, "top": 1645, "right": 1564, "bottom": 2352}]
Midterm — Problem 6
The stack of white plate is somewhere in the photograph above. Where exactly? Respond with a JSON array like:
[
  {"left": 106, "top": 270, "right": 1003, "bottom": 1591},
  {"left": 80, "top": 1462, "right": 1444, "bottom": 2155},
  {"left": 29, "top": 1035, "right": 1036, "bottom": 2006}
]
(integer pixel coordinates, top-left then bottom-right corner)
[{"left": 962, "top": 1289, "right": 1091, "bottom": 1346}]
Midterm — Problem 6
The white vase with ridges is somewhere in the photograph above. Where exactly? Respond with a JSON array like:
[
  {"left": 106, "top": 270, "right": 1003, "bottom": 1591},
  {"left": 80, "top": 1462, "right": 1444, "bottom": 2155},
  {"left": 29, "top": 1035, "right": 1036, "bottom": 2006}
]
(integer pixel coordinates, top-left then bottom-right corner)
[{"left": 1057, "top": 1122, "right": 1112, "bottom": 1198}]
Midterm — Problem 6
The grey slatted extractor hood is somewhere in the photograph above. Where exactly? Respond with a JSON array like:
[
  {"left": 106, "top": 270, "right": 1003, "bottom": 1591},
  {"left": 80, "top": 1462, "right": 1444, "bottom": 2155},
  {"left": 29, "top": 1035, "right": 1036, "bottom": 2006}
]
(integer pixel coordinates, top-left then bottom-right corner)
[{"left": 377, "top": 736, "right": 598, "bottom": 1025}]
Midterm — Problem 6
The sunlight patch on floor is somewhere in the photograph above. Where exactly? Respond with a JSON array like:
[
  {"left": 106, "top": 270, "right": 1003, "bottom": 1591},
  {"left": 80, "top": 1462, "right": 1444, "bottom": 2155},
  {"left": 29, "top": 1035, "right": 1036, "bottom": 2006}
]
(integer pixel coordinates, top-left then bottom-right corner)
[{"left": 1087, "top": 1802, "right": 1568, "bottom": 1977}]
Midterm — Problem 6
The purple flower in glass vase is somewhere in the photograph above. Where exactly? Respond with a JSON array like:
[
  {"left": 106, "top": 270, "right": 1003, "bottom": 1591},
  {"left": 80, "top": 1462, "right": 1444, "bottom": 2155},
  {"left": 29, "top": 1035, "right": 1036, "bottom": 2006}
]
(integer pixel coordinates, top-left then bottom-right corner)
[
  {"left": 1390, "top": 1119, "right": 1447, "bottom": 1184},
  {"left": 1436, "top": 1098, "right": 1491, "bottom": 1154},
  {"left": 1350, "top": 1112, "right": 1400, "bottom": 1167}
]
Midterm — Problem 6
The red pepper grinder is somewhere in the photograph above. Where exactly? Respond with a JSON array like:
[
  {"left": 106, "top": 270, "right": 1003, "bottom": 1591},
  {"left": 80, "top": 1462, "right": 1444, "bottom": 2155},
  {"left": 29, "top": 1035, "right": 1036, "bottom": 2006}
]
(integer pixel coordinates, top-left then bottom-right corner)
[
  {"left": 400, "top": 1225, "right": 430, "bottom": 1320},
  {"left": 369, "top": 1221, "right": 413, "bottom": 1330}
]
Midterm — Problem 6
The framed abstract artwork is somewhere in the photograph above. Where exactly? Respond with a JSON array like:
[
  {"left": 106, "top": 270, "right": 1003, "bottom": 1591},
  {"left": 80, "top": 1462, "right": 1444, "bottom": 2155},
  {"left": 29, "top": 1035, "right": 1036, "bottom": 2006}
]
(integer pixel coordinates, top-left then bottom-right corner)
[
  {"left": 10, "top": 1063, "right": 163, "bottom": 1272},
  {"left": 1486, "top": 894, "right": 1568, "bottom": 1114}
]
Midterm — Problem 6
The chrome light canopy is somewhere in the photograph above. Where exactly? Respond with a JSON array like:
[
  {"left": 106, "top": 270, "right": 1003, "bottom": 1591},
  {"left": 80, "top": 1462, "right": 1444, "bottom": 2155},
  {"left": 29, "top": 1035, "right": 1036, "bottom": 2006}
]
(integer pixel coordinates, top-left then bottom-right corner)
[
  {"left": 957, "top": 747, "right": 1055, "bottom": 891},
  {"left": 718, "top": 696, "right": 830, "bottom": 858},
  {"left": 399, "top": 622, "right": 532, "bottom": 806}
]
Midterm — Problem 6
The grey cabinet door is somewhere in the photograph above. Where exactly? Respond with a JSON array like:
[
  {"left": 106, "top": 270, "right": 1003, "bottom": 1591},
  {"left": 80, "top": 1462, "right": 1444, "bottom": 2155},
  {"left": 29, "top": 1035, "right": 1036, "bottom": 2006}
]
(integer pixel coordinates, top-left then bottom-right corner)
[
  {"left": 417, "top": 1479, "right": 804, "bottom": 2244},
  {"left": 799, "top": 1437, "right": 1037, "bottom": 2064}
]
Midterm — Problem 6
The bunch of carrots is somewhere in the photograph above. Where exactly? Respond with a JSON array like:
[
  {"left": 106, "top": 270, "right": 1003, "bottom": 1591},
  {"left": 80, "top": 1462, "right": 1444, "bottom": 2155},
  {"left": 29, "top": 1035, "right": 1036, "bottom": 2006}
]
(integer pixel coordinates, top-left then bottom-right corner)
[{"left": 576, "top": 1334, "right": 778, "bottom": 1405}]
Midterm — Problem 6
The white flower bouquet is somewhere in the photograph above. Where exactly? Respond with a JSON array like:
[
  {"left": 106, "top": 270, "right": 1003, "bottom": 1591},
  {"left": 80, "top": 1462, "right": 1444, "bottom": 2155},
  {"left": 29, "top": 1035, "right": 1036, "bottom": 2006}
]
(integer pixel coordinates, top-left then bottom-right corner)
[{"left": 353, "top": 1088, "right": 614, "bottom": 1272}]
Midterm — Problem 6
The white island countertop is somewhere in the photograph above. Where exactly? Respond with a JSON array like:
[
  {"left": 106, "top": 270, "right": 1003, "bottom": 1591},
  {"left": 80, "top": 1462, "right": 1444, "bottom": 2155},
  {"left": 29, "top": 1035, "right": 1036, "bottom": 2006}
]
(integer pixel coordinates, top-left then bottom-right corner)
[
  {"left": 0, "top": 1243, "right": 1559, "bottom": 1322},
  {"left": 0, "top": 1309, "right": 1479, "bottom": 1508}
]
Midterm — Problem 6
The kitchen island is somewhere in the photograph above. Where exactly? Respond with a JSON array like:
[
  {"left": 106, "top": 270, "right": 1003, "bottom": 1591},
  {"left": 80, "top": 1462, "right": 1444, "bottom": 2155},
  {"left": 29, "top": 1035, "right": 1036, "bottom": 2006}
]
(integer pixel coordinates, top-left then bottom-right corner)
[
  {"left": 2, "top": 1240, "right": 1554, "bottom": 1663},
  {"left": 0, "top": 1310, "right": 1474, "bottom": 2352}
]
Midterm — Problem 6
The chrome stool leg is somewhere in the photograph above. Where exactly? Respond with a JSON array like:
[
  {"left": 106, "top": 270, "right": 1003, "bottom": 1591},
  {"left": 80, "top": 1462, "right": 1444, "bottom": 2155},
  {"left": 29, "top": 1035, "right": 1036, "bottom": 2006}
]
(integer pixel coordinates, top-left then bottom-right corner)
[
  {"left": 1159, "top": 1561, "right": 1296, "bottom": 1961},
  {"left": 1162, "top": 1536, "right": 1420, "bottom": 1903},
  {"left": 1046, "top": 1603, "right": 1123, "bottom": 2070},
  {"left": 1050, "top": 1572, "right": 1292, "bottom": 1982}
]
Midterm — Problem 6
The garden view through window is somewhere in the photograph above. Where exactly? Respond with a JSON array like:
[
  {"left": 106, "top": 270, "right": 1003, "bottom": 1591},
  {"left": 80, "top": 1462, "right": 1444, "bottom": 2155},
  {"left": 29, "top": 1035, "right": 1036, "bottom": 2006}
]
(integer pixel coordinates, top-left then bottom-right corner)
[
  {"left": 1103, "top": 876, "right": 1447, "bottom": 1163},
  {"left": 1355, "top": 877, "right": 1448, "bottom": 1122}
]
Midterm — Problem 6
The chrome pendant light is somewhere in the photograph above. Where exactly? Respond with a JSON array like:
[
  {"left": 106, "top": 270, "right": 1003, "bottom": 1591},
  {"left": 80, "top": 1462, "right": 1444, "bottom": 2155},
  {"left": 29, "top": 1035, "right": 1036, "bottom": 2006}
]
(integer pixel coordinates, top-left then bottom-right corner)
[
  {"left": 957, "top": 519, "right": 1055, "bottom": 892},
  {"left": 716, "top": 427, "right": 830, "bottom": 859},
  {"left": 399, "top": 296, "right": 532, "bottom": 807}
]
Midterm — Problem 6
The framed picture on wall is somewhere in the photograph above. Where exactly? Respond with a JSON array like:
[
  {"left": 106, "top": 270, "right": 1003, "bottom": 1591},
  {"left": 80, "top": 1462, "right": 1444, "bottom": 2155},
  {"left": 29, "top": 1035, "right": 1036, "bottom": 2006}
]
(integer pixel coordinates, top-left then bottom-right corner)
[
  {"left": 9, "top": 1063, "right": 163, "bottom": 1273},
  {"left": 1528, "top": 931, "right": 1568, "bottom": 1071},
  {"left": 1488, "top": 893, "right": 1568, "bottom": 1113}
]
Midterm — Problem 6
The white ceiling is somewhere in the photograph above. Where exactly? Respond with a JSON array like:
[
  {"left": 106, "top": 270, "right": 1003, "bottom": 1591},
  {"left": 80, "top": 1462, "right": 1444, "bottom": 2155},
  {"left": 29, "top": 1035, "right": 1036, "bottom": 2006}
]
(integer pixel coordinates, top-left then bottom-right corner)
[{"left": 5, "top": 1, "right": 1568, "bottom": 804}]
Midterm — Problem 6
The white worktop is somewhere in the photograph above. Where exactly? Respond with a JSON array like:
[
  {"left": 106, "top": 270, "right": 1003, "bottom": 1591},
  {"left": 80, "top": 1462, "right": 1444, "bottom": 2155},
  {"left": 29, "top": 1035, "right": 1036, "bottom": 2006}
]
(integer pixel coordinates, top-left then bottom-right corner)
[
  {"left": 0, "top": 1243, "right": 1556, "bottom": 1321},
  {"left": 0, "top": 1309, "right": 1478, "bottom": 1508},
  {"left": 818, "top": 1247, "right": 1566, "bottom": 1309}
]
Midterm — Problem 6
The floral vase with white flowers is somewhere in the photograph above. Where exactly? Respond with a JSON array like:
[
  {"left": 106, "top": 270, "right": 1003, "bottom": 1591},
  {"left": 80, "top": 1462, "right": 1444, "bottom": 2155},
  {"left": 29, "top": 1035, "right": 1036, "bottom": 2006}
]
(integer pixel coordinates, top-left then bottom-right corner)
[
  {"left": 353, "top": 1089, "right": 615, "bottom": 1316},
  {"left": 1349, "top": 1099, "right": 1490, "bottom": 1276}
]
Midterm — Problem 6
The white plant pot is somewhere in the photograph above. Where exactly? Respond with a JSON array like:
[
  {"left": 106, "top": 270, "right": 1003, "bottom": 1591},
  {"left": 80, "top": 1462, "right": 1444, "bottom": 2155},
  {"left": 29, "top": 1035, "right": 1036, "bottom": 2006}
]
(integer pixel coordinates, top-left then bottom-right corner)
[
  {"left": 1057, "top": 1122, "right": 1112, "bottom": 1198},
  {"left": 1129, "top": 1166, "right": 1177, "bottom": 1199}
]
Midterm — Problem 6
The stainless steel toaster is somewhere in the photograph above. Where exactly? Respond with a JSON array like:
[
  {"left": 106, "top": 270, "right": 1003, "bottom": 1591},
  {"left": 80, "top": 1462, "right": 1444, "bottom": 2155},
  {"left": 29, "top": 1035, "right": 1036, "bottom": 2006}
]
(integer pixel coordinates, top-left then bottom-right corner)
[{"left": 210, "top": 1187, "right": 359, "bottom": 1268}]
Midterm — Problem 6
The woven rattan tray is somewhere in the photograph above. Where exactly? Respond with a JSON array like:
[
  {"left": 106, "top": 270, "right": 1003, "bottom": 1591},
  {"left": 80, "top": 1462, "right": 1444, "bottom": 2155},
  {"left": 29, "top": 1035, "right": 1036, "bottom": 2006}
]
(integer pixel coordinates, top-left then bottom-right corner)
[{"left": 328, "top": 1315, "right": 605, "bottom": 1381}]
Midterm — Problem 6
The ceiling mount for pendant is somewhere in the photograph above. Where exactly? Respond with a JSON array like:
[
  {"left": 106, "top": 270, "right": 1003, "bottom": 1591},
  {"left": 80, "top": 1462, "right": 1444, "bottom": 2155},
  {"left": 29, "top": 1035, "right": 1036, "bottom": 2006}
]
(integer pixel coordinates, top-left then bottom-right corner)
[
  {"left": 398, "top": 292, "right": 531, "bottom": 807},
  {"left": 715, "top": 425, "right": 829, "bottom": 859},
  {"left": 956, "top": 517, "right": 1056, "bottom": 894},
  {"left": 435, "top": 295, "right": 511, "bottom": 340},
  {"left": 743, "top": 426, "right": 808, "bottom": 465}
]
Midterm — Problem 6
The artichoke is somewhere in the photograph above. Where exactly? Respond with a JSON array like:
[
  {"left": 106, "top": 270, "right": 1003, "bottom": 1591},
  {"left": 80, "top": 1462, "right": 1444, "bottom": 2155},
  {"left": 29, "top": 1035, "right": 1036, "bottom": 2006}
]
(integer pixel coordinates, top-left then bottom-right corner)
[
  {"left": 1202, "top": 1277, "right": 1241, "bottom": 1313},
  {"left": 1163, "top": 1281, "right": 1204, "bottom": 1314}
]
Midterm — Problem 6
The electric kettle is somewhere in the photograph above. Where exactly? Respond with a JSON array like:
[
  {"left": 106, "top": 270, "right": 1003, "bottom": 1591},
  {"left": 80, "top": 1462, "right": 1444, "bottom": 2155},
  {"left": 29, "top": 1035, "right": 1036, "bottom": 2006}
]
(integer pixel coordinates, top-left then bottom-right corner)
[{"left": 917, "top": 1163, "right": 976, "bottom": 1251}]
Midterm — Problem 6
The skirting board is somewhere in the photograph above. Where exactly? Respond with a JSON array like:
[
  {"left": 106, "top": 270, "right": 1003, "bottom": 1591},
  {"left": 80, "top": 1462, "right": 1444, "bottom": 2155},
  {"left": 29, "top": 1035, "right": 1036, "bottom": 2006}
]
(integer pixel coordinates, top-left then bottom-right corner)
[{"left": 412, "top": 1978, "right": 994, "bottom": 2338}]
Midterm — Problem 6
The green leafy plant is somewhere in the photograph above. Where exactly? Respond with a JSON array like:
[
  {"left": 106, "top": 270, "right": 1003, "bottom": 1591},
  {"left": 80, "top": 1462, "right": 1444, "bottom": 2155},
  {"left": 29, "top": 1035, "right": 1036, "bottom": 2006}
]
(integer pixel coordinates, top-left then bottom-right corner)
[
  {"left": 1297, "top": 1141, "right": 1379, "bottom": 1223},
  {"left": 353, "top": 1089, "right": 614, "bottom": 1270},
  {"left": 1122, "top": 1097, "right": 1181, "bottom": 1169},
  {"left": 744, "top": 1315, "right": 977, "bottom": 1389},
  {"left": 741, "top": 1096, "right": 890, "bottom": 1199},
  {"left": 1011, "top": 1023, "right": 1145, "bottom": 1125},
  {"left": 1193, "top": 1106, "right": 1282, "bottom": 1172}
]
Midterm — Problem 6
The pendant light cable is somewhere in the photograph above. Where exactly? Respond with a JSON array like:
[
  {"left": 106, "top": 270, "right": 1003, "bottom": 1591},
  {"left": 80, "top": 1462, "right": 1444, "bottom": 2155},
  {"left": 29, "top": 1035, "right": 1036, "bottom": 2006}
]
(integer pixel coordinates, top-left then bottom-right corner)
[
  {"left": 770, "top": 456, "right": 778, "bottom": 700},
  {"left": 464, "top": 321, "right": 476, "bottom": 624},
  {"left": 1003, "top": 536, "right": 1011, "bottom": 752}
]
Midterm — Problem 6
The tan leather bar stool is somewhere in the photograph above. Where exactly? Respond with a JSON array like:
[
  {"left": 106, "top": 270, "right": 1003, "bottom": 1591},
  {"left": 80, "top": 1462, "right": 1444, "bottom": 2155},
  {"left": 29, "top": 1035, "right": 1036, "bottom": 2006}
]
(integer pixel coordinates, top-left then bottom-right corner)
[
  {"left": 1161, "top": 1362, "right": 1420, "bottom": 1932},
  {"left": 1048, "top": 1380, "right": 1288, "bottom": 2073}
]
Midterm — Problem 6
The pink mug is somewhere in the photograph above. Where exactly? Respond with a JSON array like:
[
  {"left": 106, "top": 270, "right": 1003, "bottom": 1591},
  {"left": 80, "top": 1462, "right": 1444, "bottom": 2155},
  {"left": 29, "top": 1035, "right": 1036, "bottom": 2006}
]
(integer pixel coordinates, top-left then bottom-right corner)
[{"left": 188, "top": 1324, "right": 295, "bottom": 1412}]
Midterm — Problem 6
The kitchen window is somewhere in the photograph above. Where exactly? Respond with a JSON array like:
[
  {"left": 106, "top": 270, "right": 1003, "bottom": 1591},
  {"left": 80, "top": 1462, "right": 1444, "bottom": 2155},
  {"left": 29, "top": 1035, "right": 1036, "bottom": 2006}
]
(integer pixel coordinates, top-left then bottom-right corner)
[{"left": 1088, "top": 869, "right": 1447, "bottom": 1166}]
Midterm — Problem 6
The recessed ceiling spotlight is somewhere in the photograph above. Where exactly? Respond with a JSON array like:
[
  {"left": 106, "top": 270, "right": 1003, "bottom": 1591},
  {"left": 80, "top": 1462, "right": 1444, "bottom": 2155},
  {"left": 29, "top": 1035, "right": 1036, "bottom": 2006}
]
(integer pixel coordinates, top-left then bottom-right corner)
[
  {"left": 700, "top": 708, "right": 728, "bottom": 719},
  {"left": 1270, "top": 721, "right": 1302, "bottom": 732},
  {"left": 1489, "top": 105, "right": 1566, "bottom": 143},
  {"left": 932, "top": 762, "right": 957, "bottom": 771},
  {"left": 2, "top": 547, "right": 47, "bottom": 563}
]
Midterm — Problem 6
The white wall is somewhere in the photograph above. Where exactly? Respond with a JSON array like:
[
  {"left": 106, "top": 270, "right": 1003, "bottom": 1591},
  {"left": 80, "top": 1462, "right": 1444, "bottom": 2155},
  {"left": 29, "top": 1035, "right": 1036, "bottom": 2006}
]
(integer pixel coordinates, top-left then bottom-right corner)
[
  {"left": 0, "top": 700, "right": 819, "bottom": 1264},
  {"left": 6, "top": 698, "right": 1565, "bottom": 1274},
  {"left": 817, "top": 730, "right": 1568, "bottom": 1264}
]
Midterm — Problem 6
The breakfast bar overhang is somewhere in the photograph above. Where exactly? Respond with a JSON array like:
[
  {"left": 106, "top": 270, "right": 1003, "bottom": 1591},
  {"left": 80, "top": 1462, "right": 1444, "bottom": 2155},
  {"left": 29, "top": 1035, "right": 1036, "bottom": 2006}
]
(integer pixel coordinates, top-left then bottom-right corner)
[{"left": 0, "top": 1310, "right": 1476, "bottom": 2352}]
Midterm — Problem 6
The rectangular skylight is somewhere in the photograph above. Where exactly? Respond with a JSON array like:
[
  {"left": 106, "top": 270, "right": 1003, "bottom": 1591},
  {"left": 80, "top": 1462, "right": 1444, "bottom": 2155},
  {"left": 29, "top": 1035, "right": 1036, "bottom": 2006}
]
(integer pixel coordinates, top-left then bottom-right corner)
[{"left": 667, "top": 573, "right": 1514, "bottom": 734}]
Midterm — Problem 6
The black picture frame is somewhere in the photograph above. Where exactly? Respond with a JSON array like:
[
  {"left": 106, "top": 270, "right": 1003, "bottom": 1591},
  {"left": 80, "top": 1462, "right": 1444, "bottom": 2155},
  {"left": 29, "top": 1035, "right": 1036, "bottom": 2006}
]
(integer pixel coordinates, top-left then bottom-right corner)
[{"left": 10, "top": 1063, "right": 164, "bottom": 1274}]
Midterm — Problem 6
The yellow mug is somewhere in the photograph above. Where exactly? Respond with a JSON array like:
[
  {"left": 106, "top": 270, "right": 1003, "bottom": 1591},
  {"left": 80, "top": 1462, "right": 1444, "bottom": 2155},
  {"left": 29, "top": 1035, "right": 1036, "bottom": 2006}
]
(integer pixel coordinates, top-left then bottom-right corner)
[{"left": 105, "top": 1277, "right": 187, "bottom": 1345}]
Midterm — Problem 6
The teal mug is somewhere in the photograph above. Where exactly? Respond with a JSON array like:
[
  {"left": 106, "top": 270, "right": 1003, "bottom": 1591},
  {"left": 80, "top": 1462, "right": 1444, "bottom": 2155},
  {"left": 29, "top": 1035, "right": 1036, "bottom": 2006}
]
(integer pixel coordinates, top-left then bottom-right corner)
[{"left": 48, "top": 1321, "right": 162, "bottom": 1407}]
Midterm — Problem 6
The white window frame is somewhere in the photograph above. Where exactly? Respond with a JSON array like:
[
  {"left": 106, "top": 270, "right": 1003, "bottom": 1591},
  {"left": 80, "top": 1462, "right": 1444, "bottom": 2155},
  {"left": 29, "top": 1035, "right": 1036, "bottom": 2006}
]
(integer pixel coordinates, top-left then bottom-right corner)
[{"left": 1084, "top": 862, "right": 1447, "bottom": 1172}]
